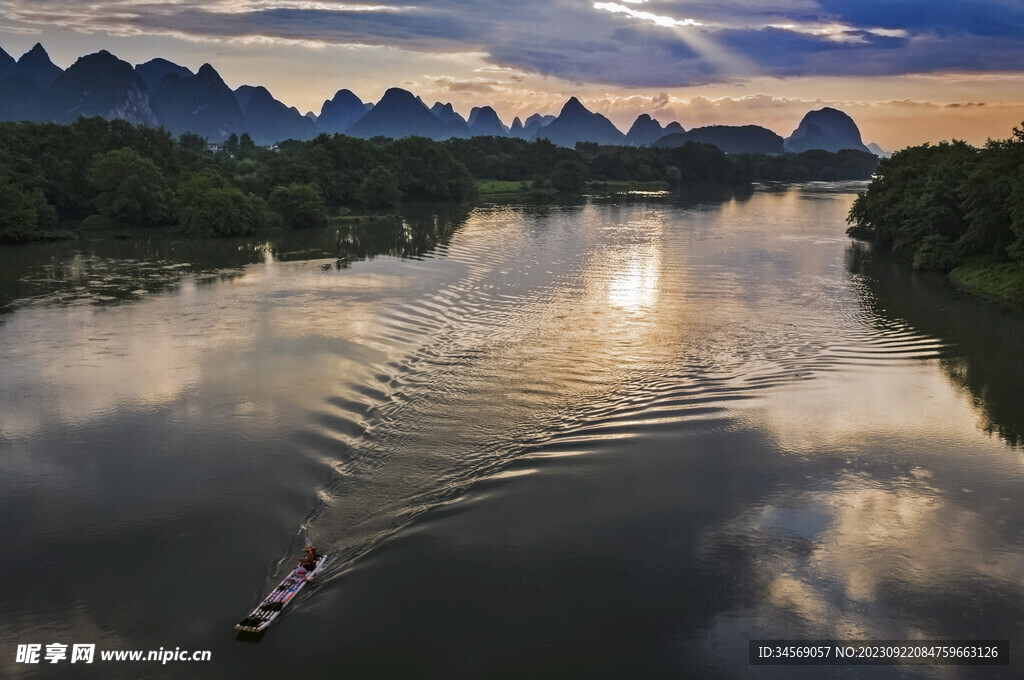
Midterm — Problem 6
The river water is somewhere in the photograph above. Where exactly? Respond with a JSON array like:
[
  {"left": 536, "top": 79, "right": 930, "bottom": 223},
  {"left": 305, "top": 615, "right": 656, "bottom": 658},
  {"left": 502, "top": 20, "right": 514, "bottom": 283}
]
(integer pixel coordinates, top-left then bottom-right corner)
[{"left": 2, "top": 184, "right": 1023, "bottom": 678}]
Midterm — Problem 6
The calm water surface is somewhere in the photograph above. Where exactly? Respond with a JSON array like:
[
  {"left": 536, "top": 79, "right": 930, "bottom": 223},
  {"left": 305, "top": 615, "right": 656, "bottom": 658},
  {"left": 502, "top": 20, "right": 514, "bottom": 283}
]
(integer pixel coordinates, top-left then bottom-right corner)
[{"left": 2, "top": 185, "right": 1023, "bottom": 678}]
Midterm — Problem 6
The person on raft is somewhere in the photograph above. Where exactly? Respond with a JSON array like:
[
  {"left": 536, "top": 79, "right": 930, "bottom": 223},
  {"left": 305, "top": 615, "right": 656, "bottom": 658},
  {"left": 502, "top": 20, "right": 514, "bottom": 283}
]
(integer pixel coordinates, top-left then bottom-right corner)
[{"left": 299, "top": 546, "right": 318, "bottom": 571}]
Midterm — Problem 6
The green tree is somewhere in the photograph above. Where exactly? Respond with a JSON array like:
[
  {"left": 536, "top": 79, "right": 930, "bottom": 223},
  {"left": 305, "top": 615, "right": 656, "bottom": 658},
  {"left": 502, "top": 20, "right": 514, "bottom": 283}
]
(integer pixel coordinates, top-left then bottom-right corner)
[
  {"left": 0, "top": 170, "right": 58, "bottom": 242},
  {"left": 389, "top": 137, "right": 476, "bottom": 201},
  {"left": 357, "top": 166, "right": 402, "bottom": 208},
  {"left": 179, "top": 132, "right": 207, "bottom": 153},
  {"left": 268, "top": 182, "right": 328, "bottom": 229},
  {"left": 847, "top": 141, "right": 977, "bottom": 261},
  {"left": 88, "top": 147, "right": 171, "bottom": 226},
  {"left": 176, "top": 169, "right": 268, "bottom": 237},
  {"left": 238, "top": 133, "right": 256, "bottom": 157},
  {"left": 550, "top": 159, "right": 588, "bottom": 192},
  {"left": 960, "top": 137, "right": 1024, "bottom": 259}
]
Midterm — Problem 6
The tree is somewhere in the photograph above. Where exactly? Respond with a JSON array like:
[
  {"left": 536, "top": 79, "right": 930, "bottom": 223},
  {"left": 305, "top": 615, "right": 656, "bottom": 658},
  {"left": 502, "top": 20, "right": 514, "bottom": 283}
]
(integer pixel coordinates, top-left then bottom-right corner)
[
  {"left": 0, "top": 170, "right": 58, "bottom": 242},
  {"left": 550, "top": 160, "right": 588, "bottom": 192},
  {"left": 389, "top": 137, "right": 476, "bottom": 201},
  {"left": 269, "top": 182, "right": 328, "bottom": 229},
  {"left": 847, "top": 141, "right": 977, "bottom": 261},
  {"left": 357, "top": 166, "right": 402, "bottom": 208},
  {"left": 179, "top": 132, "right": 207, "bottom": 153},
  {"left": 238, "top": 133, "right": 256, "bottom": 156},
  {"left": 959, "top": 137, "right": 1024, "bottom": 259},
  {"left": 88, "top": 147, "right": 171, "bottom": 226},
  {"left": 176, "top": 169, "right": 268, "bottom": 237}
]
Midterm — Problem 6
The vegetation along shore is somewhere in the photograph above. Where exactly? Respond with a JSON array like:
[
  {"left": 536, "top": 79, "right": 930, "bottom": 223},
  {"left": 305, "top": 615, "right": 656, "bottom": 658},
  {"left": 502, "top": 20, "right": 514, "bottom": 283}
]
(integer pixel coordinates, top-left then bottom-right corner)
[
  {"left": 0, "top": 117, "right": 878, "bottom": 244},
  {"left": 847, "top": 124, "right": 1024, "bottom": 306}
]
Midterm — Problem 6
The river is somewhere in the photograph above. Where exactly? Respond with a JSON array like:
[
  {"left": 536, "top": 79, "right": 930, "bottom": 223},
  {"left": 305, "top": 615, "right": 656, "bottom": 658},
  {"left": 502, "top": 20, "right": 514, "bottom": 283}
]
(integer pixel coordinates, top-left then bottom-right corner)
[{"left": 1, "top": 184, "right": 1022, "bottom": 678}]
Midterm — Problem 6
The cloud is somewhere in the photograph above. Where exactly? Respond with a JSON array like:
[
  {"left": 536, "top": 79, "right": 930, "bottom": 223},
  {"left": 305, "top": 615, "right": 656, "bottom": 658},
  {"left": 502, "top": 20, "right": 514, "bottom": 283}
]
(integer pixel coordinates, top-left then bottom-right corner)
[
  {"left": 3, "top": 0, "right": 1024, "bottom": 86},
  {"left": 426, "top": 75, "right": 505, "bottom": 94}
]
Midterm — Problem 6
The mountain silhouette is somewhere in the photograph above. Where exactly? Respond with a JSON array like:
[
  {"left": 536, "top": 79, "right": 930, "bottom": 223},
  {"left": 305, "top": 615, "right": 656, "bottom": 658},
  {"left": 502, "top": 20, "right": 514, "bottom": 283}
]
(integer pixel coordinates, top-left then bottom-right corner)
[
  {"left": 0, "top": 74, "right": 42, "bottom": 120},
  {"left": 36, "top": 50, "right": 158, "bottom": 126},
  {"left": 317, "top": 89, "right": 372, "bottom": 133},
  {"left": 152, "top": 63, "right": 244, "bottom": 141},
  {"left": 468, "top": 106, "right": 508, "bottom": 137},
  {"left": 429, "top": 102, "right": 471, "bottom": 138},
  {"left": 136, "top": 58, "right": 193, "bottom": 94},
  {"left": 535, "top": 98, "right": 625, "bottom": 147},
  {"left": 625, "top": 114, "right": 684, "bottom": 146},
  {"left": 662, "top": 121, "right": 684, "bottom": 136},
  {"left": 784, "top": 107, "right": 869, "bottom": 153},
  {"left": 509, "top": 116, "right": 525, "bottom": 138},
  {"left": 235, "top": 85, "right": 317, "bottom": 144},
  {"left": 522, "top": 113, "right": 556, "bottom": 139},
  {"left": 430, "top": 101, "right": 465, "bottom": 123},
  {"left": 346, "top": 87, "right": 450, "bottom": 140},
  {"left": 867, "top": 142, "right": 889, "bottom": 158},
  {"left": 0, "top": 43, "right": 879, "bottom": 153},
  {"left": 16, "top": 43, "right": 63, "bottom": 89},
  {"left": 657, "top": 125, "right": 784, "bottom": 154},
  {"left": 0, "top": 46, "right": 14, "bottom": 80}
]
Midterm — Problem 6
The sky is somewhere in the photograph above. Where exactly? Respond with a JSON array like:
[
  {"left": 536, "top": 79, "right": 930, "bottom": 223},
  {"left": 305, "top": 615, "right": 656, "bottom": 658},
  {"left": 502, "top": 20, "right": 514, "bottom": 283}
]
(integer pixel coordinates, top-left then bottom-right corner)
[{"left": 2, "top": 0, "right": 1024, "bottom": 150}]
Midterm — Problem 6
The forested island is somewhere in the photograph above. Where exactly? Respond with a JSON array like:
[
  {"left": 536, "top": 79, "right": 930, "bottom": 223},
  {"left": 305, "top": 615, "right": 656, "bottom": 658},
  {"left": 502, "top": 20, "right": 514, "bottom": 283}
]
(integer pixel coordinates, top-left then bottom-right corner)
[
  {"left": 847, "top": 125, "right": 1024, "bottom": 305},
  {"left": 0, "top": 117, "right": 878, "bottom": 244}
]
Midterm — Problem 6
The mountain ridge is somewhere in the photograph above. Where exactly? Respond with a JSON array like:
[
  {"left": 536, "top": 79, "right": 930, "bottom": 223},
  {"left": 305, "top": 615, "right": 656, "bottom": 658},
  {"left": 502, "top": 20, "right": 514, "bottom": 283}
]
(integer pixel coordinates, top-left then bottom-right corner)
[{"left": 0, "top": 43, "right": 873, "bottom": 153}]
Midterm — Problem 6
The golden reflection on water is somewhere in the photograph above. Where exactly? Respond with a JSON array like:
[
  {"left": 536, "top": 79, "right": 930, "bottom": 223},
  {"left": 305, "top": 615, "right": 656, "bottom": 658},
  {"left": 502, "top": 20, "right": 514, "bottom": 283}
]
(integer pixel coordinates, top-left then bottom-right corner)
[
  {"left": 605, "top": 244, "right": 661, "bottom": 311},
  {"left": 749, "top": 364, "right": 987, "bottom": 455}
]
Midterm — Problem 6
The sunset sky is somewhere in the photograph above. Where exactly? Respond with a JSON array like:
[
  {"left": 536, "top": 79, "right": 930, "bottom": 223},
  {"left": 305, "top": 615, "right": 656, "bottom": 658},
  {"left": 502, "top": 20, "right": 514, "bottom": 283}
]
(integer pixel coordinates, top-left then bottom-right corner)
[{"left": 2, "top": 0, "right": 1024, "bottom": 151}]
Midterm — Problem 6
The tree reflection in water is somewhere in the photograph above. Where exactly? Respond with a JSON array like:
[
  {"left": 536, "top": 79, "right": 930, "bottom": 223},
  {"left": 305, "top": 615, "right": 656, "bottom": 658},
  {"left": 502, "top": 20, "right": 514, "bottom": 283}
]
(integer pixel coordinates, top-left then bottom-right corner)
[{"left": 847, "top": 241, "right": 1024, "bottom": 447}]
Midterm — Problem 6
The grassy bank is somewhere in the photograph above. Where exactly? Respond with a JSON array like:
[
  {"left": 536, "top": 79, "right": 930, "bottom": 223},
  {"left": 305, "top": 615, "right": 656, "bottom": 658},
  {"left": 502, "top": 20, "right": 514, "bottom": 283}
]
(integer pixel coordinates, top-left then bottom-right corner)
[
  {"left": 475, "top": 179, "right": 529, "bottom": 200},
  {"left": 949, "top": 259, "right": 1024, "bottom": 306},
  {"left": 474, "top": 178, "right": 670, "bottom": 202}
]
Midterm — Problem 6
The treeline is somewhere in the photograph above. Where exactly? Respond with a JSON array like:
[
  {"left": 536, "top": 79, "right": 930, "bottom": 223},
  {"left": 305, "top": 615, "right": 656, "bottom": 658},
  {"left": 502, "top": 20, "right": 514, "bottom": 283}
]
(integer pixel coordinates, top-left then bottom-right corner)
[
  {"left": 0, "top": 118, "right": 879, "bottom": 243},
  {"left": 445, "top": 136, "right": 878, "bottom": 190},
  {"left": 847, "top": 127, "right": 1024, "bottom": 272},
  {"left": 0, "top": 118, "right": 475, "bottom": 242}
]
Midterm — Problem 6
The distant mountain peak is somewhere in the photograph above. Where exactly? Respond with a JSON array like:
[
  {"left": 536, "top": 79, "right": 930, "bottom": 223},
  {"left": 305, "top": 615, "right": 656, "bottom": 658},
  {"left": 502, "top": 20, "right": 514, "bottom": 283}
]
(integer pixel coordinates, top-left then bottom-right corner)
[
  {"left": 317, "top": 88, "right": 371, "bottom": 134},
  {"left": 196, "top": 63, "right": 223, "bottom": 82},
  {"left": 524, "top": 113, "right": 550, "bottom": 127},
  {"left": 625, "top": 113, "right": 666, "bottom": 146},
  {"left": 660, "top": 124, "right": 783, "bottom": 154},
  {"left": 560, "top": 96, "right": 588, "bottom": 115},
  {"left": 380, "top": 86, "right": 417, "bottom": 102},
  {"left": 347, "top": 87, "right": 459, "bottom": 140},
  {"left": 539, "top": 97, "right": 625, "bottom": 147},
  {"left": 236, "top": 84, "right": 315, "bottom": 145},
  {"left": 135, "top": 58, "right": 192, "bottom": 93},
  {"left": 866, "top": 142, "right": 889, "bottom": 158},
  {"left": 430, "top": 101, "right": 466, "bottom": 124},
  {"left": 14, "top": 41, "right": 62, "bottom": 88},
  {"left": 468, "top": 105, "right": 508, "bottom": 137},
  {"left": 151, "top": 61, "right": 243, "bottom": 141},
  {"left": 784, "top": 107, "right": 868, "bottom": 153},
  {"left": 37, "top": 49, "right": 157, "bottom": 126}
]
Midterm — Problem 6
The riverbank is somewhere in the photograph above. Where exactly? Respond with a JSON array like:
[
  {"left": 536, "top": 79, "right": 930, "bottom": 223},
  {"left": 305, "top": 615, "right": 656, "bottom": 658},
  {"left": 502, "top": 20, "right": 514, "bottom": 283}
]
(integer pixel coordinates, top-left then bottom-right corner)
[
  {"left": 845, "top": 128, "right": 1024, "bottom": 309},
  {"left": 949, "top": 259, "right": 1024, "bottom": 306},
  {"left": 475, "top": 178, "right": 670, "bottom": 201}
]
